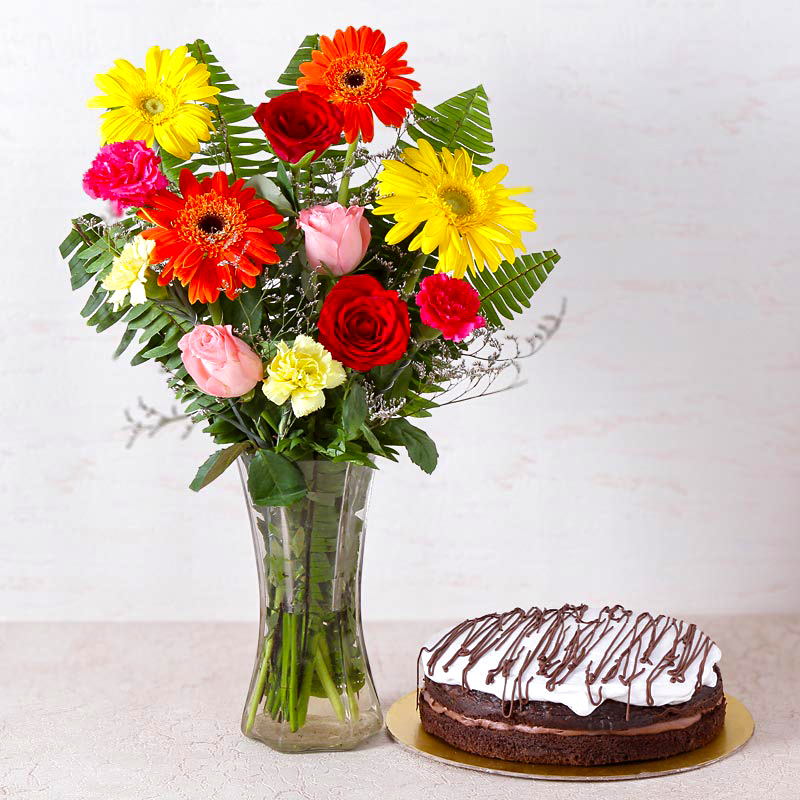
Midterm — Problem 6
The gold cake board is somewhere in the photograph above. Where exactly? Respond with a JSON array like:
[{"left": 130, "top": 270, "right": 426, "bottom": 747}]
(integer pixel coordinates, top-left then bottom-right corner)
[{"left": 386, "top": 691, "right": 754, "bottom": 781}]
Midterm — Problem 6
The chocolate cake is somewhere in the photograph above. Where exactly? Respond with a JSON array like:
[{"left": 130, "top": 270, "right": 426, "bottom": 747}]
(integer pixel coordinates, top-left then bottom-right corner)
[{"left": 418, "top": 604, "right": 725, "bottom": 766}]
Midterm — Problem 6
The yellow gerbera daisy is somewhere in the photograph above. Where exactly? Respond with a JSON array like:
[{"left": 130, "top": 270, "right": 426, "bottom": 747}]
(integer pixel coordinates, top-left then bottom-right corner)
[
  {"left": 374, "top": 139, "right": 536, "bottom": 278},
  {"left": 88, "top": 45, "right": 220, "bottom": 160}
]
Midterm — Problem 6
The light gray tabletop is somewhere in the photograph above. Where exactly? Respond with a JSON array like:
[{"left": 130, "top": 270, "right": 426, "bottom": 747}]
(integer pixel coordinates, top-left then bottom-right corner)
[{"left": 0, "top": 616, "right": 797, "bottom": 799}]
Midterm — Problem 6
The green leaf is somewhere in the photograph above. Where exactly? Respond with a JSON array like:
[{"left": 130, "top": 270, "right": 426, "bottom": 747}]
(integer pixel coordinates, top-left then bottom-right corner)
[
  {"left": 86, "top": 302, "right": 128, "bottom": 333},
  {"left": 59, "top": 228, "right": 83, "bottom": 259},
  {"left": 247, "top": 450, "right": 307, "bottom": 506},
  {"left": 329, "top": 443, "right": 376, "bottom": 468},
  {"left": 190, "top": 443, "right": 249, "bottom": 491},
  {"left": 469, "top": 249, "right": 561, "bottom": 326},
  {"left": 403, "top": 393, "right": 438, "bottom": 418},
  {"left": 342, "top": 382, "right": 368, "bottom": 440},
  {"left": 137, "top": 313, "right": 172, "bottom": 344},
  {"left": 140, "top": 326, "right": 183, "bottom": 359},
  {"left": 406, "top": 85, "right": 494, "bottom": 166},
  {"left": 76, "top": 238, "right": 110, "bottom": 263},
  {"left": 260, "top": 403, "right": 282, "bottom": 434},
  {"left": 216, "top": 289, "right": 263, "bottom": 339},
  {"left": 275, "top": 160, "right": 294, "bottom": 199},
  {"left": 80, "top": 283, "right": 108, "bottom": 318},
  {"left": 245, "top": 175, "right": 294, "bottom": 217},
  {"left": 202, "top": 418, "right": 243, "bottom": 445},
  {"left": 112, "top": 326, "right": 138, "bottom": 359},
  {"left": 60, "top": 216, "right": 105, "bottom": 290},
  {"left": 368, "top": 363, "right": 397, "bottom": 391},
  {"left": 266, "top": 34, "right": 319, "bottom": 97},
  {"left": 68, "top": 256, "right": 96, "bottom": 290},
  {"left": 381, "top": 418, "right": 438, "bottom": 474},
  {"left": 359, "top": 423, "right": 385, "bottom": 455}
]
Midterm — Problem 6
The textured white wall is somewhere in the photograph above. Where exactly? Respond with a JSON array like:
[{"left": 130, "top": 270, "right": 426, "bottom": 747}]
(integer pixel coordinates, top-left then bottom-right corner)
[{"left": 1, "top": 0, "right": 798, "bottom": 621}]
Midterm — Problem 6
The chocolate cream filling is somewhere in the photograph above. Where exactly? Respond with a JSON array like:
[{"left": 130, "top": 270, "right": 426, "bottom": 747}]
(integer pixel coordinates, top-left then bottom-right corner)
[{"left": 420, "top": 690, "right": 724, "bottom": 737}]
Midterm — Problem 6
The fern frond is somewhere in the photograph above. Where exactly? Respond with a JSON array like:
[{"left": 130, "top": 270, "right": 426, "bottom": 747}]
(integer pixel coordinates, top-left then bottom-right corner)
[
  {"left": 266, "top": 34, "right": 320, "bottom": 98},
  {"left": 405, "top": 85, "right": 494, "bottom": 166},
  {"left": 468, "top": 250, "right": 561, "bottom": 326},
  {"left": 60, "top": 214, "right": 110, "bottom": 290},
  {"left": 59, "top": 219, "right": 234, "bottom": 435},
  {"left": 160, "top": 39, "right": 274, "bottom": 182},
  {"left": 59, "top": 217, "right": 192, "bottom": 361}
]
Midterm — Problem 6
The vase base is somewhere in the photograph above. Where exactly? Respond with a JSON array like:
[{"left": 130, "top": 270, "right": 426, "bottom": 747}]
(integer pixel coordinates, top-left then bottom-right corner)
[{"left": 244, "top": 708, "right": 384, "bottom": 753}]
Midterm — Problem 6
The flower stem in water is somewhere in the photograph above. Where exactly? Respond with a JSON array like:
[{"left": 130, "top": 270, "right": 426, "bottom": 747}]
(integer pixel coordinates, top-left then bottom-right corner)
[
  {"left": 244, "top": 629, "right": 274, "bottom": 734},
  {"left": 314, "top": 641, "right": 346, "bottom": 722}
]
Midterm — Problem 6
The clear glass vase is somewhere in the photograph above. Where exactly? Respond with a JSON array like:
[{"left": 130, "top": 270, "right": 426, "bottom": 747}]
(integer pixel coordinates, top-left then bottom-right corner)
[{"left": 238, "top": 457, "right": 383, "bottom": 752}]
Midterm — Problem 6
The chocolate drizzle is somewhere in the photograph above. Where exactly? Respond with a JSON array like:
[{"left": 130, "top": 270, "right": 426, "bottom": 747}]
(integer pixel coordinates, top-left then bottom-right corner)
[{"left": 417, "top": 605, "right": 718, "bottom": 720}]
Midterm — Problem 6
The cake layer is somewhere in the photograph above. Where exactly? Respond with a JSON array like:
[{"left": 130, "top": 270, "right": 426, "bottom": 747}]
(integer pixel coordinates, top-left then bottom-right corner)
[
  {"left": 419, "top": 690, "right": 727, "bottom": 766},
  {"left": 422, "top": 669, "right": 724, "bottom": 732}
]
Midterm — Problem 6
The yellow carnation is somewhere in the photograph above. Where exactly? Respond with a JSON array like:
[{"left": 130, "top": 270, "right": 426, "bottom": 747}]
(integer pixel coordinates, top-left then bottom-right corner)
[
  {"left": 102, "top": 235, "right": 155, "bottom": 310},
  {"left": 263, "top": 335, "right": 346, "bottom": 418}
]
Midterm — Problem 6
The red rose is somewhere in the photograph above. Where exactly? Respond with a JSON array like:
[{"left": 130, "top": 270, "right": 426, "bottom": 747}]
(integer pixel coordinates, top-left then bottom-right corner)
[
  {"left": 416, "top": 273, "right": 486, "bottom": 342},
  {"left": 253, "top": 91, "right": 344, "bottom": 163},
  {"left": 318, "top": 275, "right": 411, "bottom": 371}
]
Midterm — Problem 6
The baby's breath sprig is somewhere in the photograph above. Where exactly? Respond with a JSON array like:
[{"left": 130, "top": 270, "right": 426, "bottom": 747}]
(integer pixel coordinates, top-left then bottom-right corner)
[{"left": 363, "top": 380, "right": 407, "bottom": 423}]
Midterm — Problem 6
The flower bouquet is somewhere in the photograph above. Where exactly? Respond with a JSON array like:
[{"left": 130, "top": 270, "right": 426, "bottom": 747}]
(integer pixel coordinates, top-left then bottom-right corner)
[{"left": 59, "top": 27, "right": 562, "bottom": 752}]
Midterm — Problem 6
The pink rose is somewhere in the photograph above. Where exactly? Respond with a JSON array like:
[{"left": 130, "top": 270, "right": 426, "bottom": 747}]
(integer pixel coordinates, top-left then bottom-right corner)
[
  {"left": 83, "top": 140, "right": 168, "bottom": 215},
  {"left": 179, "top": 325, "right": 263, "bottom": 398},
  {"left": 297, "top": 203, "right": 371, "bottom": 275},
  {"left": 415, "top": 273, "right": 487, "bottom": 342}
]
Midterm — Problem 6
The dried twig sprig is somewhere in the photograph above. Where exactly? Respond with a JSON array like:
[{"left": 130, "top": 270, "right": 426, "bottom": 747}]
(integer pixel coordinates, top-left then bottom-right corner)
[
  {"left": 419, "top": 300, "right": 567, "bottom": 407},
  {"left": 123, "top": 397, "right": 193, "bottom": 449}
]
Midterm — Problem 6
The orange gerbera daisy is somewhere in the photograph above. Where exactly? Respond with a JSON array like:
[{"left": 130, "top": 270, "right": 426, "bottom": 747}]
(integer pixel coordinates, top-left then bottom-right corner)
[
  {"left": 297, "top": 26, "right": 420, "bottom": 143},
  {"left": 138, "top": 169, "right": 283, "bottom": 304}
]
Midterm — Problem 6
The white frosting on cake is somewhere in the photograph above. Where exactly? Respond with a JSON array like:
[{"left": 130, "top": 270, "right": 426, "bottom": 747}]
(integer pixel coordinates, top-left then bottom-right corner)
[{"left": 419, "top": 605, "right": 722, "bottom": 717}]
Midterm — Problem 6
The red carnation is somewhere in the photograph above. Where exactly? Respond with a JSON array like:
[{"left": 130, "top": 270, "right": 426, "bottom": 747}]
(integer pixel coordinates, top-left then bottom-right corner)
[
  {"left": 253, "top": 91, "right": 344, "bottom": 163},
  {"left": 416, "top": 273, "right": 486, "bottom": 342},
  {"left": 318, "top": 275, "right": 410, "bottom": 371}
]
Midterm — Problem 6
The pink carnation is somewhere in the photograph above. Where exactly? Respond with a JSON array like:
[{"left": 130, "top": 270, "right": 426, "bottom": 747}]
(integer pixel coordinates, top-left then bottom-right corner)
[
  {"left": 415, "top": 273, "right": 486, "bottom": 342},
  {"left": 82, "top": 140, "right": 168, "bottom": 215}
]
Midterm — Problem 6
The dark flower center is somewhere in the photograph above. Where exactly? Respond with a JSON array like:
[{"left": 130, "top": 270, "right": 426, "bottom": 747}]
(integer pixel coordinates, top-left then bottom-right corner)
[
  {"left": 197, "top": 213, "right": 225, "bottom": 235},
  {"left": 343, "top": 70, "right": 366, "bottom": 89}
]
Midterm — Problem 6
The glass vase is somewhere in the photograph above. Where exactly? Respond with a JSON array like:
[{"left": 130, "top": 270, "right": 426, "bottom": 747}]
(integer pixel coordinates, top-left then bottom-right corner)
[{"left": 238, "top": 457, "right": 383, "bottom": 752}]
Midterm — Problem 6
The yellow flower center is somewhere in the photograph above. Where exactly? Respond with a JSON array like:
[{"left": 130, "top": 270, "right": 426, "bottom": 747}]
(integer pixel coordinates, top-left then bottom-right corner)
[
  {"left": 435, "top": 182, "right": 488, "bottom": 229},
  {"left": 136, "top": 85, "right": 178, "bottom": 123},
  {"left": 144, "top": 97, "right": 165, "bottom": 115},
  {"left": 439, "top": 188, "right": 473, "bottom": 217}
]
